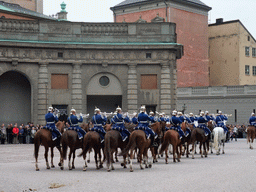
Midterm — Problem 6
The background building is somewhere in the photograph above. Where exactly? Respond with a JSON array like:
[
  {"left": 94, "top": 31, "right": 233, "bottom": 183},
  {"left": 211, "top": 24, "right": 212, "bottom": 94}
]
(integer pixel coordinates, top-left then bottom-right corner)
[
  {"left": 111, "top": 0, "right": 211, "bottom": 87},
  {"left": 209, "top": 19, "right": 256, "bottom": 86},
  {"left": 1, "top": 0, "right": 43, "bottom": 13}
]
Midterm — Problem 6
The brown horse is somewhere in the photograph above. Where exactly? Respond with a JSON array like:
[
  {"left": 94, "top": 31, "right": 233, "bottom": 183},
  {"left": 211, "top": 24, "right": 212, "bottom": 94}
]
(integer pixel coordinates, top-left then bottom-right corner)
[
  {"left": 34, "top": 121, "right": 65, "bottom": 171},
  {"left": 150, "top": 121, "right": 165, "bottom": 163},
  {"left": 60, "top": 123, "right": 89, "bottom": 170},
  {"left": 190, "top": 127, "right": 208, "bottom": 159},
  {"left": 119, "top": 130, "right": 152, "bottom": 172},
  {"left": 78, "top": 130, "right": 103, "bottom": 171},
  {"left": 181, "top": 122, "right": 195, "bottom": 158},
  {"left": 247, "top": 125, "right": 255, "bottom": 149},
  {"left": 104, "top": 128, "right": 129, "bottom": 172},
  {"left": 159, "top": 129, "right": 181, "bottom": 163}
]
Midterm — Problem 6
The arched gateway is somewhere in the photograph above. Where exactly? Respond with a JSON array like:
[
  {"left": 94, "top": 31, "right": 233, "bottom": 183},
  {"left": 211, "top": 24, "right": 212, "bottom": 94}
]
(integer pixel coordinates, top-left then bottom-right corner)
[
  {"left": 0, "top": 71, "right": 31, "bottom": 125},
  {"left": 86, "top": 73, "right": 122, "bottom": 115}
]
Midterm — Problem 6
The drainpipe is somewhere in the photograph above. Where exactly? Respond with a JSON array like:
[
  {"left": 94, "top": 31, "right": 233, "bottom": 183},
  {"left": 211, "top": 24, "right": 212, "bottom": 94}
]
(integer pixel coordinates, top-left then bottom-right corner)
[
  {"left": 164, "top": 0, "right": 168, "bottom": 22},
  {"left": 113, "top": 10, "right": 116, "bottom": 23}
]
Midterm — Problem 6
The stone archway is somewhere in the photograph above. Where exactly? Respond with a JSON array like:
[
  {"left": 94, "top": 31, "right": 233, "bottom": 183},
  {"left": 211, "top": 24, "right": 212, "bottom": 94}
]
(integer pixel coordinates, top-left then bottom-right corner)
[
  {"left": 86, "top": 73, "right": 122, "bottom": 115},
  {"left": 0, "top": 71, "right": 31, "bottom": 125}
]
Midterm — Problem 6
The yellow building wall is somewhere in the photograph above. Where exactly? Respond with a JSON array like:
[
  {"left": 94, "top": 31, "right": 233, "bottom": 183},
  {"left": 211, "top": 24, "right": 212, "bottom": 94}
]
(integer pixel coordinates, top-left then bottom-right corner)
[
  {"left": 2, "top": 0, "right": 43, "bottom": 13},
  {"left": 209, "top": 22, "right": 240, "bottom": 86},
  {"left": 238, "top": 24, "right": 256, "bottom": 85}
]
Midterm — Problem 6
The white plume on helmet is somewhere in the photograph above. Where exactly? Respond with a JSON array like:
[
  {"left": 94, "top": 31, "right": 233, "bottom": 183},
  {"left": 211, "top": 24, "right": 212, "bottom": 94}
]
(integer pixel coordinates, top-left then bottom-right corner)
[{"left": 48, "top": 106, "right": 53, "bottom": 112}]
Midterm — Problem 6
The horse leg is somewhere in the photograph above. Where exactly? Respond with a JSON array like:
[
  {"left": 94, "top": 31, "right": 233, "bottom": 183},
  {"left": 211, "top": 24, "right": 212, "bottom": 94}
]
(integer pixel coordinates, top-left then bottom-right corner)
[
  {"left": 199, "top": 142, "right": 203, "bottom": 158},
  {"left": 72, "top": 151, "right": 76, "bottom": 169},
  {"left": 139, "top": 148, "right": 144, "bottom": 170},
  {"left": 222, "top": 140, "right": 225, "bottom": 154},
  {"left": 191, "top": 143, "right": 195, "bottom": 159},
  {"left": 172, "top": 144, "right": 176, "bottom": 163},
  {"left": 56, "top": 146, "right": 63, "bottom": 169},
  {"left": 203, "top": 142, "right": 207, "bottom": 158},
  {"left": 83, "top": 153, "right": 87, "bottom": 171},
  {"left": 68, "top": 148, "right": 73, "bottom": 170},
  {"left": 44, "top": 146, "right": 50, "bottom": 169},
  {"left": 177, "top": 145, "right": 181, "bottom": 162},
  {"left": 34, "top": 142, "right": 40, "bottom": 171},
  {"left": 110, "top": 151, "right": 114, "bottom": 170},
  {"left": 50, "top": 147, "right": 55, "bottom": 168},
  {"left": 99, "top": 149, "right": 103, "bottom": 169},
  {"left": 122, "top": 154, "right": 127, "bottom": 168},
  {"left": 115, "top": 150, "right": 119, "bottom": 162},
  {"left": 129, "top": 149, "right": 134, "bottom": 172}
]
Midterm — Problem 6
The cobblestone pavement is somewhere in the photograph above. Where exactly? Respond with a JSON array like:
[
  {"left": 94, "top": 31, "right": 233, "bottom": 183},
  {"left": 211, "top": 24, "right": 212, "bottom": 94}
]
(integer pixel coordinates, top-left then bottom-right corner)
[{"left": 0, "top": 139, "right": 256, "bottom": 192}]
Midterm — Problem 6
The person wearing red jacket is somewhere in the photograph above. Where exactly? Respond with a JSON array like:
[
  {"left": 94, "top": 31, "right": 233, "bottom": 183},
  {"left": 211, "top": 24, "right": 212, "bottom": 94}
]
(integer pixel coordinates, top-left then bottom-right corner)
[{"left": 12, "top": 123, "right": 19, "bottom": 144}]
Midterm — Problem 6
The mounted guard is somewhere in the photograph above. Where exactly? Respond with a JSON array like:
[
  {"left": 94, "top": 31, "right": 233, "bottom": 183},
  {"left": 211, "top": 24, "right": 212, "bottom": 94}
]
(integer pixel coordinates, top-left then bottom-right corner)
[
  {"left": 43, "top": 106, "right": 61, "bottom": 146},
  {"left": 215, "top": 111, "right": 228, "bottom": 134},
  {"left": 111, "top": 106, "right": 131, "bottom": 142},
  {"left": 132, "top": 112, "right": 138, "bottom": 125},
  {"left": 90, "top": 107, "right": 107, "bottom": 143},
  {"left": 197, "top": 111, "right": 211, "bottom": 136},
  {"left": 249, "top": 113, "right": 256, "bottom": 126},
  {"left": 149, "top": 111, "right": 157, "bottom": 125},
  {"left": 134, "top": 105, "right": 157, "bottom": 145},
  {"left": 166, "top": 110, "right": 185, "bottom": 140},
  {"left": 67, "top": 108, "right": 86, "bottom": 140}
]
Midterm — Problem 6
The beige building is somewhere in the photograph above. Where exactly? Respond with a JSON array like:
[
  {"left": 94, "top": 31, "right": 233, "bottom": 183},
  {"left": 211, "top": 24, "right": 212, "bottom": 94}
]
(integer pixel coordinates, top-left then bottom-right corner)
[
  {"left": 209, "top": 19, "right": 256, "bottom": 86},
  {"left": 1, "top": 0, "right": 43, "bottom": 13}
]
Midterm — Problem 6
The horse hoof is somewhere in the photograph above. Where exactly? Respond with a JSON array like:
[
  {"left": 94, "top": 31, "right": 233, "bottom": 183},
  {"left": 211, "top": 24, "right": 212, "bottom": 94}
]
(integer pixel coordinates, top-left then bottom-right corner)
[
  {"left": 47, "top": 167, "right": 50, "bottom": 169},
  {"left": 130, "top": 169, "right": 133, "bottom": 172},
  {"left": 99, "top": 165, "right": 103, "bottom": 169},
  {"left": 72, "top": 166, "right": 75, "bottom": 169},
  {"left": 87, "top": 160, "right": 90, "bottom": 163},
  {"left": 69, "top": 168, "right": 72, "bottom": 170},
  {"left": 112, "top": 167, "right": 115, "bottom": 170},
  {"left": 36, "top": 168, "right": 40, "bottom": 171},
  {"left": 192, "top": 157, "right": 194, "bottom": 159},
  {"left": 51, "top": 165, "right": 55, "bottom": 168},
  {"left": 58, "top": 162, "right": 62, "bottom": 166},
  {"left": 123, "top": 165, "right": 127, "bottom": 169},
  {"left": 222, "top": 152, "right": 225, "bottom": 154},
  {"left": 121, "top": 163, "right": 124, "bottom": 167},
  {"left": 60, "top": 167, "right": 64, "bottom": 170},
  {"left": 165, "top": 161, "right": 168, "bottom": 164},
  {"left": 178, "top": 159, "right": 180, "bottom": 162},
  {"left": 83, "top": 168, "right": 87, "bottom": 171},
  {"left": 107, "top": 169, "right": 111, "bottom": 172},
  {"left": 149, "top": 164, "right": 152, "bottom": 168},
  {"left": 116, "top": 160, "right": 119, "bottom": 162}
]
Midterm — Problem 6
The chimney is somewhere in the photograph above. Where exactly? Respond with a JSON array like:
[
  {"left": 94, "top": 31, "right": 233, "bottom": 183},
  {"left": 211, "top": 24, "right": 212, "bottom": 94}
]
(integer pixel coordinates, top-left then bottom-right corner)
[
  {"left": 57, "top": 2, "right": 68, "bottom": 20},
  {"left": 216, "top": 18, "right": 223, "bottom": 24}
]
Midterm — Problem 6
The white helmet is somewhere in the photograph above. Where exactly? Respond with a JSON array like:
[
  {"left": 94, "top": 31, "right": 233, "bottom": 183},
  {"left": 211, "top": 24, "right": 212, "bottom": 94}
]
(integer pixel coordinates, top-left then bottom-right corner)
[
  {"left": 71, "top": 108, "right": 76, "bottom": 113},
  {"left": 140, "top": 105, "right": 146, "bottom": 112},
  {"left": 200, "top": 111, "right": 205, "bottom": 116},
  {"left": 133, "top": 112, "right": 137, "bottom": 117},
  {"left": 94, "top": 107, "right": 100, "bottom": 113},
  {"left": 149, "top": 111, "right": 154, "bottom": 115},
  {"left": 116, "top": 106, "right": 122, "bottom": 112},
  {"left": 251, "top": 113, "right": 255, "bottom": 116},
  {"left": 189, "top": 113, "right": 193, "bottom": 117},
  {"left": 205, "top": 111, "right": 209, "bottom": 114},
  {"left": 172, "top": 110, "right": 177, "bottom": 115},
  {"left": 177, "top": 111, "right": 182, "bottom": 115},
  {"left": 218, "top": 111, "right": 222, "bottom": 114},
  {"left": 48, "top": 106, "right": 53, "bottom": 112}
]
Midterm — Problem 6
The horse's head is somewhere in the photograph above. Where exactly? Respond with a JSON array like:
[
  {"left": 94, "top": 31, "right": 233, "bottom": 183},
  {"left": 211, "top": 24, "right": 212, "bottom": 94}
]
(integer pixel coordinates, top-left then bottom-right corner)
[
  {"left": 81, "top": 122, "right": 90, "bottom": 132},
  {"left": 56, "top": 121, "right": 65, "bottom": 134},
  {"left": 104, "top": 124, "right": 112, "bottom": 132}
]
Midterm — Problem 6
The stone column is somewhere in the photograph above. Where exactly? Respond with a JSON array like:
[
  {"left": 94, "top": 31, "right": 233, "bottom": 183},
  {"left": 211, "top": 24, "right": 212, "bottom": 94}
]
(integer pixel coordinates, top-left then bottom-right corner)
[
  {"left": 71, "top": 62, "right": 83, "bottom": 113},
  {"left": 127, "top": 64, "right": 138, "bottom": 113},
  {"left": 170, "top": 54, "right": 177, "bottom": 111},
  {"left": 160, "top": 62, "right": 172, "bottom": 115},
  {"left": 37, "top": 62, "right": 48, "bottom": 125}
]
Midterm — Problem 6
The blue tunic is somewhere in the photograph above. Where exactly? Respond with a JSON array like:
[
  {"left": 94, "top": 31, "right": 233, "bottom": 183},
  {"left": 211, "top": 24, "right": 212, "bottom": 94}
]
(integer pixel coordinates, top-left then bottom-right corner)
[
  {"left": 67, "top": 114, "right": 86, "bottom": 139},
  {"left": 135, "top": 112, "right": 156, "bottom": 139},
  {"left": 197, "top": 116, "right": 211, "bottom": 136},
  {"left": 132, "top": 117, "right": 138, "bottom": 124},
  {"left": 249, "top": 116, "right": 256, "bottom": 126},
  {"left": 215, "top": 115, "right": 228, "bottom": 133},
  {"left": 166, "top": 116, "right": 185, "bottom": 139},
  {"left": 44, "top": 112, "right": 61, "bottom": 140},
  {"left": 91, "top": 114, "right": 107, "bottom": 143},
  {"left": 111, "top": 113, "right": 130, "bottom": 141}
]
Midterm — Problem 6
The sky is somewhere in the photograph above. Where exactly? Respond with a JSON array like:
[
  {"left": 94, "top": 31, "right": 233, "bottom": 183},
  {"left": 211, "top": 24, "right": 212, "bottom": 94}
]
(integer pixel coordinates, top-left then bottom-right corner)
[{"left": 43, "top": 0, "right": 256, "bottom": 38}]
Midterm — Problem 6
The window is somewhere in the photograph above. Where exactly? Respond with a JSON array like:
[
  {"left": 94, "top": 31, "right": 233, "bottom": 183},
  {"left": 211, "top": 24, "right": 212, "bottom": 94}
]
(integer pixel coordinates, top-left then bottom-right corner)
[
  {"left": 58, "top": 52, "right": 63, "bottom": 58},
  {"left": 99, "top": 76, "right": 110, "bottom": 87},
  {"left": 248, "top": 36, "right": 250, "bottom": 41},
  {"left": 253, "top": 66, "right": 256, "bottom": 76},
  {"left": 252, "top": 48, "right": 256, "bottom": 57},
  {"left": 145, "top": 105, "right": 156, "bottom": 114},
  {"left": 146, "top": 53, "right": 152, "bottom": 59},
  {"left": 141, "top": 74, "right": 157, "bottom": 89},
  {"left": 245, "top": 47, "right": 250, "bottom": 56},
  {"left": 51, "top": 74, "right": 68, "bottom": 89},
  {"left": 245, "top": 65, "right": 250, "bottom": 75}
]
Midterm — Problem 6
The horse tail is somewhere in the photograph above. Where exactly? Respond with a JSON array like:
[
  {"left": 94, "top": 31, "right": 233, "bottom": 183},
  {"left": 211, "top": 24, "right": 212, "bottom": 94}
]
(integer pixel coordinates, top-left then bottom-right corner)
[
  {"left": 78, "top": 133, "right": 91, "bottom": 158},
  {"left": 119, "top": 132, "right": 136, "bottom": 156},
  {"left": 104, "top": 133, "right": 111, "bottom": 166},
  {"left": 62, "top": 135, "right": 68, "bottom": 160},
  {"left": 214, "top": 128, "right": 219, "bottom": 150},
  {"left": 33, "top": 131, "right": 41, "bottom": 158},
  {"left": 159, "top": 132, "right": 170, "bottom": 154}
]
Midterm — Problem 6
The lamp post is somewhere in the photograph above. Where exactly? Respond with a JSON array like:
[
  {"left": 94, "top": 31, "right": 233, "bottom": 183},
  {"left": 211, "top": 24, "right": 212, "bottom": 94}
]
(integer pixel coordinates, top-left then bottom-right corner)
[{"left": 182, "top": 104, "right": 186, "bottom": 114}]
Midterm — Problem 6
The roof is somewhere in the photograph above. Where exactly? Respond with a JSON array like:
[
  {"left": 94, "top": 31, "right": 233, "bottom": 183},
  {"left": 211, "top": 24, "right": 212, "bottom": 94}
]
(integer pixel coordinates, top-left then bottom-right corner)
[
  {"left": 111, "top": 0, "right": 211, "bottom": 11},
  {"left": 0, "top": 1, "right": 57, "bottom": 21},
  {"left": 209, "top": 19, "right": 256, "bottom": 43}
]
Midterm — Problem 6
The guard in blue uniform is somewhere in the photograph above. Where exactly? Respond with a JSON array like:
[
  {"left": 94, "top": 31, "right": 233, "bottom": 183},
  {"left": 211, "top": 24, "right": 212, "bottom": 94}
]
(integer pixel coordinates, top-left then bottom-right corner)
[
  {"left": 215, "top": 111, "right": 228, "bottom": 134},
  {"left": 166, "top": 110, "right": 185, "bottom": 140},
  {"left": 197, "top": 111, "right": 211, "bottom": 136},
  {"left": 44, "top": 107, "right": 61, "bottom": 145},
  {"left": 134, "top": 106, "right": 157, "bottom": 145},
  {"left": 111, "top": 107, "right": 131, "bottom": 142},
  {"left": 159, "top": 113, "right": 166, "bottom": 122},
  {"left": 178, "top": 111, "right": 191, "bottom": 137},
  {"left": 249, "top": 113, "right": 256, "bottom": 126},
  {"left": 90, "top": 107, "right": 107, "bottom": 143},
  {"left": 149, "top": 111, "right": 157, "bottom": 125},
  {"left": 132, "top": 112, "right": 138, "bottom": 125},
  {"left": 67, "top": 108, "right": 86, "bottom": 140},
  {"left": 205, "top": 111, "right": 215, "bottom": 122}
]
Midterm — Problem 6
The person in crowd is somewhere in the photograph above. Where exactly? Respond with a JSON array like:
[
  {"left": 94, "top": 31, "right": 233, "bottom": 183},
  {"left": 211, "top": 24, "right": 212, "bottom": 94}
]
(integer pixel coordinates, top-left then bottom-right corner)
[
  {"left": 1, "top": 123, "right": 6, "bottom": 144},
  {"left": 30, "top": 127, "right": 36, "bottom": 143},
  {"left": 67, "top": 108, "right": 86, "bottom": 140},
  {"left": 12, "top": 123, "right": 19, "bottom": 144},
  {"left": 90, "top": 107, "right": 107, "bottom": 143},
  {"left": 19, "top": 125, "right": 24, "bottom": 144},
  {"left": 7, "top": 124, "right": 13, "bottom": 144}
]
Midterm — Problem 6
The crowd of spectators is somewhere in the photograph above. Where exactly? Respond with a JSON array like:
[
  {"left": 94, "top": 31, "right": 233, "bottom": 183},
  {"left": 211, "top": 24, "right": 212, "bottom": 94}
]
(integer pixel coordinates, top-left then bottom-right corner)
[{"left": 0, "top": 122, "right": 43, "bottom": 144}]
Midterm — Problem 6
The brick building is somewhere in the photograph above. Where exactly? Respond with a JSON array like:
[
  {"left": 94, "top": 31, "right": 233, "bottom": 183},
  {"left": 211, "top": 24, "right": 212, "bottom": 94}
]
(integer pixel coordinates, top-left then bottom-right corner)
[
  {"left": 111, "top": 0, "right": 211, "bottom": 87},
  {"left": 1, "top": 0, "right": 43, "bottom": 13}
]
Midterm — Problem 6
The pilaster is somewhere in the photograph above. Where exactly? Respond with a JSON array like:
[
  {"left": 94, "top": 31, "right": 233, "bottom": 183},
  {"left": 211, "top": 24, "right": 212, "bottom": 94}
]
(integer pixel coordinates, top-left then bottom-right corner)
[
  {"left": 160, "top": 62, "right": 171, "bottom": 115},
  {"left": 72, "top": 62, "right": 82, "bottom": 112},
  {"left": 127, "top": 64, "right": 138, "bottom": 113}
]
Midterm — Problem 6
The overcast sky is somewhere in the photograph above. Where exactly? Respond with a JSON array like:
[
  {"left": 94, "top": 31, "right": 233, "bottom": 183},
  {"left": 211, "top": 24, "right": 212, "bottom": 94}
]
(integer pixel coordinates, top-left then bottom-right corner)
[{"left": 43, "top": 0, "right": 256, "bottom": 38}]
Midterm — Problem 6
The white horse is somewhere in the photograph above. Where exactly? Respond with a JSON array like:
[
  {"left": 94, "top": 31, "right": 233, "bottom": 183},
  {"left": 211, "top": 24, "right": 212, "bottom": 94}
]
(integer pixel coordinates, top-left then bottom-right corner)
[{"left": 212, "top": 127, "right": 226, "bottom": 155}]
